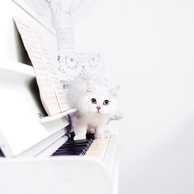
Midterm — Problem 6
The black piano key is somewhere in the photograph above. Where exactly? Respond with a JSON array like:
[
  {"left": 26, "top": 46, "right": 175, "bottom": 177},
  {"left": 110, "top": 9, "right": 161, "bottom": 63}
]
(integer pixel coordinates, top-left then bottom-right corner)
[
  {"left": 86, "top": 134, "right": 95, "bottom": 140},
  {"left": 52, "top": 147, "right": 87, "bottom": 156},
  {"left": 55, "top": 145, "right": 87, "bottom": 152},
  {"left": 80, "top": 149, "right": 87, "bottom": 155},
  {"left": 59, "top": 139, "right": 91, "bottom": 148},
  {"left": 52, "top": 150, "right": 82, "bottom": 155},
  {"left": 51, "top": 134, "right": 94, "bottom": 157},
  {"left": 57, "top": 144, "right": 89, "bottom": 152},
  {"left": 52, "top": 152, "right": 76, "bottom": 156},
  {"left": 60, "top": 139, "right": 92, "bottom": 147}
]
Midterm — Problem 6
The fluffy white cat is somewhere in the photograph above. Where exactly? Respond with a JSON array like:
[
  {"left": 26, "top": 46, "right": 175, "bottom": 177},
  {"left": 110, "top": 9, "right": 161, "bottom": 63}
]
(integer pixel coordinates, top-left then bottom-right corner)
[{"left": 66, "top": 76, "right": 123, "bottom": 140}]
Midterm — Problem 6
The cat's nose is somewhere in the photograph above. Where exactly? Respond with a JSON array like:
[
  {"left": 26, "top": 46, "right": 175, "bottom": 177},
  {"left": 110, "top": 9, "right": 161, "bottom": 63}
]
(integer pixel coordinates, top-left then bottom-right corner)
[{"left": 97, "top": 106, "right": 101, "bottom": 110}]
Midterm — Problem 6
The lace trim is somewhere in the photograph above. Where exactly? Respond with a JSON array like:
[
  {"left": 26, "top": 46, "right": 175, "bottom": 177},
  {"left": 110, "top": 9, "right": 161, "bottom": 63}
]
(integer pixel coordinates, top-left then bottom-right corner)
[{"left": 57, "top": 52, "right": 105, "bottom": 81}]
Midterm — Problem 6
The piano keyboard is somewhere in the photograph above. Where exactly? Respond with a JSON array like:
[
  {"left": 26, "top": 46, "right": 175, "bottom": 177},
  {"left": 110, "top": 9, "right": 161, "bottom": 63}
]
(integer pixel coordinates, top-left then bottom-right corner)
[{"left": 51, "top": 132, "right": 110, "bottom": 161}]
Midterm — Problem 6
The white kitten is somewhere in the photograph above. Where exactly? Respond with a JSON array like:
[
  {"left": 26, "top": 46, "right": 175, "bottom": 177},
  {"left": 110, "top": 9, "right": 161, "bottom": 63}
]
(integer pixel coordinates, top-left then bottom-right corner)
[{"left": 66, "top": 76, "right": 123, "bottom": 140}]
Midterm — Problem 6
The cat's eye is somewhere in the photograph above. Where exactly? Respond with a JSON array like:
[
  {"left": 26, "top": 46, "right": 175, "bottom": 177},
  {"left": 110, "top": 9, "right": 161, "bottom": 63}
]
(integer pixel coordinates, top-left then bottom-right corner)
[
  {"left": 91, "top": 98, "right": 97, "bottom": 104},
  {"left": 103, "top": 100, "right": 110, "bottom": 105}
]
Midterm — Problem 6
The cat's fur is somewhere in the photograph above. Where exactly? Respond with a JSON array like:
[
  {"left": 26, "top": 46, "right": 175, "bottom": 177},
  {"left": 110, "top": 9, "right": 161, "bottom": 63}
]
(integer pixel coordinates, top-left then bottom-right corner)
[{"left": 66, "top": 76, "right": 123, "bottom": 140}]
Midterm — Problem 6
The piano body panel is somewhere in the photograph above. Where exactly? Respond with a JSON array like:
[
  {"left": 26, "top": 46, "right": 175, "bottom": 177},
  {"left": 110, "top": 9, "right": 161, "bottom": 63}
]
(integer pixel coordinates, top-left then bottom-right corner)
[
  {"left": 0, "top": 63, "right": 69, "bottom": 157},
  {"left": 0, "top": 157, "right": 113, "bottom": 194}
]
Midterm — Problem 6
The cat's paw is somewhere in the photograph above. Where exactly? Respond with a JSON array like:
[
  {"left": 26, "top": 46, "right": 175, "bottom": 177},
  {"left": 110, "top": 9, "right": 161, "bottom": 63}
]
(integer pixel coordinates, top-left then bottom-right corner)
[
  {"left": 87, "top": 128, "right": 96, "bottom": 134},
  {"left": 74, "top": 135, "right": 86, "bottom": 140}
]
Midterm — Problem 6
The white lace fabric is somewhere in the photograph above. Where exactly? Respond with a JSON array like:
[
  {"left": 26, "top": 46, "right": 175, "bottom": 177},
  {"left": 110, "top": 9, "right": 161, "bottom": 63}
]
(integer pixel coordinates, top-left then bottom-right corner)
[{"left": 58, "top": 52, "right": 105, "bottom": 81}]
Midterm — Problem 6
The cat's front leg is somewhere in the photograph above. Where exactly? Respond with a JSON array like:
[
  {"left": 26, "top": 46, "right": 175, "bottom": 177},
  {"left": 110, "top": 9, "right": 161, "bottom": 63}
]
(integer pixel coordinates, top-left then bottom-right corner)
[
  {"left": 74, "top": 125, "right": 87, "bottom": 140},
  {"left": 71, "top": 115, "right": 87, "bottom": 140},
  {"left": 95, "top": 124, "right": 106, "bottom": 139}
]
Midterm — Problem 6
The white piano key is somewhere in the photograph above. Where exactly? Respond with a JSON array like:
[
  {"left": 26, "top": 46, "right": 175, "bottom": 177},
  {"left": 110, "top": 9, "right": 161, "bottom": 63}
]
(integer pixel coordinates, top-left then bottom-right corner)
[{"left": 85, "top": 131, "right": 110, "bottom": 161}]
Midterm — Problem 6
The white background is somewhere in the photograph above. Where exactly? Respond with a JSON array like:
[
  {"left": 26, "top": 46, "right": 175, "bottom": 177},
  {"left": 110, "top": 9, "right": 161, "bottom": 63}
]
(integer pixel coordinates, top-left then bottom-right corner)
[{"left": 74, "top": 0, "right": 194, "bottom": 193}]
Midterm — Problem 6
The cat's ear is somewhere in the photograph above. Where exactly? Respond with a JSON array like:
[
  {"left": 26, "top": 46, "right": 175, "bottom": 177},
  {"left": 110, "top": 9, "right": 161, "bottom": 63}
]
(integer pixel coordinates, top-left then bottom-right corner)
[
  {"left": 109, "top": 85, "right": 120, "bottom": 97},
  {"left": 86, "top": 81, "right": 96, "bottom": 93}
]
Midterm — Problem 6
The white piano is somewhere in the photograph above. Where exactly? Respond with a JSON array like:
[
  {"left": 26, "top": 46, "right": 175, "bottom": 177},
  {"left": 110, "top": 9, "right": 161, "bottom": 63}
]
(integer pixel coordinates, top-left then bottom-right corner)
[{"left": 0, "top": 1, "right": 119, "bottom": 194}]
